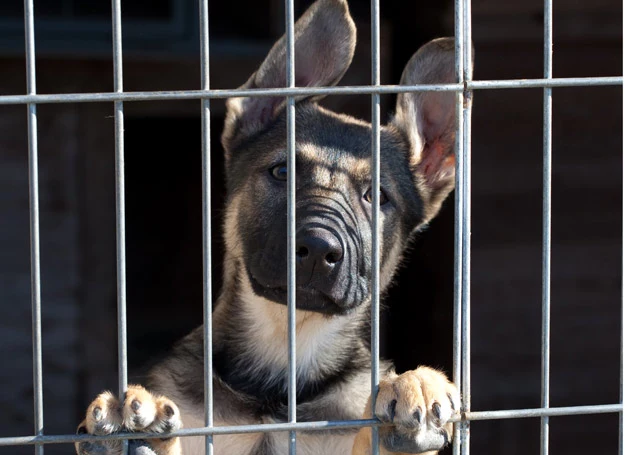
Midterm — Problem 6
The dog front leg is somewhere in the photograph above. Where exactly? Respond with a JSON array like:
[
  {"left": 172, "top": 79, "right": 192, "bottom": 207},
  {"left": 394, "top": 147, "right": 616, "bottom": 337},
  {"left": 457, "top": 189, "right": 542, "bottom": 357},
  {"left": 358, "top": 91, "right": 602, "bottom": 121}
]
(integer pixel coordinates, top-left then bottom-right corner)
[{"left": 352, "top": 366, "right": 459, "bottom": 455}]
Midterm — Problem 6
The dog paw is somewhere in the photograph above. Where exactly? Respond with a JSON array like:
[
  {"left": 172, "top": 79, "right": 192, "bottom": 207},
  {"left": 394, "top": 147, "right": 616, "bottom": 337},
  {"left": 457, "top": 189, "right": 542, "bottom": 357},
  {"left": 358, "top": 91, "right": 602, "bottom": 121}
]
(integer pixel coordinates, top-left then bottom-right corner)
[
  {"left": 75, "top": 385, "right": 182, "bottom": 455},
  {"left": 375, "top": 367, "right": 459, "bottom": 454}
]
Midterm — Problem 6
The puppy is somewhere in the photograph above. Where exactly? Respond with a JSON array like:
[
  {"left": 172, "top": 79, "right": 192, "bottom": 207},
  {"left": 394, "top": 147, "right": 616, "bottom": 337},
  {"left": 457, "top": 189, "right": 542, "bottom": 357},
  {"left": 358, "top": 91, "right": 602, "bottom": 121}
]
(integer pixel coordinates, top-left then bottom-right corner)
[{"left": 76, "top": 0, "right": 470, "bottom": 454}]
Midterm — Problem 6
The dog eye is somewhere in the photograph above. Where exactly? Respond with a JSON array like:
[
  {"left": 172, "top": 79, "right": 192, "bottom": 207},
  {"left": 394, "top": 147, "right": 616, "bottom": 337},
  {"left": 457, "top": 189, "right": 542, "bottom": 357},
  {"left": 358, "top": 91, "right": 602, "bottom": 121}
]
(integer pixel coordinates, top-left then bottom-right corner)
[
  {"left": 364, "top": 187, "right": 389, "bottom": 205},
  {"left": 269, "top": 164, "right": 287, "bottom": 181}
]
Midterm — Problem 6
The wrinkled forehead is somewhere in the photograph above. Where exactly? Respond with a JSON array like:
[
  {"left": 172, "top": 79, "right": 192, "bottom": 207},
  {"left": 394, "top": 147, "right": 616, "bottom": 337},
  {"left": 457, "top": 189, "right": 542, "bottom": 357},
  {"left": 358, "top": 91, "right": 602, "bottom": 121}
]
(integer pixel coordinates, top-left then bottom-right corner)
[
  {"left": 294, "top": 107, "right": 371, "bottom": 164},
  {"left": 294, "top": 109, "right": 413, "bottom": 187},
  {"left": 297, "top": 141, "right": 370, "bottom": 185},
  {"left": 227, "top": 104, "right": 411, "bottom": 190}
]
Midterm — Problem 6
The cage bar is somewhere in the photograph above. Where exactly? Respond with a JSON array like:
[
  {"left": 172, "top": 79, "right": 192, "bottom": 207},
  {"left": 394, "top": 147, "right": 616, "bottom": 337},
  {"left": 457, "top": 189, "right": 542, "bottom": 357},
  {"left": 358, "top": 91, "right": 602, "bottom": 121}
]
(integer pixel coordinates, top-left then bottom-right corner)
[
  {"left": 460, "top": 24, "right": 474, "bottom": 455},
  {"left": 621, "top": 156, "right": 625, "bottom": 454},
  {"left": 452, "top": 0, "right": 465, "bottom": 452},
  {"left": 369, "top": 0, "right": 381, "bottom": 453},
  {"left": 285, "top": 0, "right": 297, "bottom": 452},
  {"left": 23, "top": 0, "right": 43, "bottom": 453},
  {"left": 621, "top": 79, "right": 625, "bottom": 455},
  {"left": 0, "top": 77, "right": 622, "bottom": 106},
  {"left": 1, "top": 403, "right": 622, "bottom": 448},
  {"left": 455, "top": 0, "right": 475, "bottom": 451},
  {"left": 111, "top": 0, "right": 128, "bottom": 454},
  {"left": 199, "top": 0, "right": 214, "bottom": 453},
  {"left": 540, "top": 0, "right": 553, "bottom": 453}
]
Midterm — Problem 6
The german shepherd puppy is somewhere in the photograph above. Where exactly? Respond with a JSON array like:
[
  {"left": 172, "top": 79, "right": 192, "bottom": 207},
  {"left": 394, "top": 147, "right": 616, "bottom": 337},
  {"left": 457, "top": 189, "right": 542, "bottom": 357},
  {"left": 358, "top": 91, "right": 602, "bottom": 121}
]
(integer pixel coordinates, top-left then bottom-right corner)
[{"left": 76, "top": 0, "right": 472, "bottom": 454}]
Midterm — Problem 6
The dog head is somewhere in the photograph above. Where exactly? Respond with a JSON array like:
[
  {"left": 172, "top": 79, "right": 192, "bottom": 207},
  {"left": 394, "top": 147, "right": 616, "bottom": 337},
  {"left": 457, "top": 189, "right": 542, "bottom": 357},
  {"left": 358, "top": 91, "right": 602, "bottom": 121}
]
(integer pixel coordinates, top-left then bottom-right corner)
[{"left": 221, "top": 0, "right": 469, "bottom": 315}]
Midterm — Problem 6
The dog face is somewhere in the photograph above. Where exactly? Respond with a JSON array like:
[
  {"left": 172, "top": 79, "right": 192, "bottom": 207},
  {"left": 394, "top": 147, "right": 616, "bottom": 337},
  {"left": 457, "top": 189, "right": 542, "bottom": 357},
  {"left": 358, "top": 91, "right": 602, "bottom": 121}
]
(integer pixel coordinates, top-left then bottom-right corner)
[{"left": 221, "top": 0, "right": 461, "bottom": 316}]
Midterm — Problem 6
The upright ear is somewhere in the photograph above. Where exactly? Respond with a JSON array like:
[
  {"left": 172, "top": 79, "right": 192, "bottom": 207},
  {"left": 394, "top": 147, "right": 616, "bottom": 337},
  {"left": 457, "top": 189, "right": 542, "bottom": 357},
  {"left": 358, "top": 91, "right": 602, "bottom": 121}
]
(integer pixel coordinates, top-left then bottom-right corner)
[
  {"left": 222, "top": 0, "right": 356, "bottom": 153},
  {"left": 392, "top": 37, "right": 473, "bottom": 226}
]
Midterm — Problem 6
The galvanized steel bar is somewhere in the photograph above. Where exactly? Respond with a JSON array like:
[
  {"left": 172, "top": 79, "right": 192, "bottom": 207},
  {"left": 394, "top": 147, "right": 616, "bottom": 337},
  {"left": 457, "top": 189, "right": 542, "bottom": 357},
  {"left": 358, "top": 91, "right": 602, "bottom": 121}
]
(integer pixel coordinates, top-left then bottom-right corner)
[
  {"left": 24, "top": 0, "right": 43, "bottom": 453},
  {"left": 464, "top": 404, "right": 624, "bottom": 421},
  {"left": 452, "top": 0, "right": 465, "bottom": 451},
  {"left": 370, "top": 0, "right": 381, "bottom": 453},
  {"left": 468, "top": 77, "right": 622, "bottom": 89},
  {"left": 285, "top": 0, "right": 297, "bottom": 453},
  {"left": 460, "top": 0, "right": 473, "bottom": 452},
  {"left": 0, "top": 77, "right": 622, "bottom": 106},
  {"left": 1, "top": 403, "right": 622, "bottom": 447},
  {"left": 621, "top": 83, "right": 625, "bottom": 455},
  {"left": 621, "top": 150, "right": 624, "bottom": 455},
  {"left": 621, "top": 147, "right": 625, "bottom": 455},
  {"left": 111, "top": 1, "right": 128, "bottom": 454},
  {"left": 199, "top": 0, "right": 213, "bottom": 453},
  {"left": 541, "top": 0, "right": 553, "bottom": 453}
]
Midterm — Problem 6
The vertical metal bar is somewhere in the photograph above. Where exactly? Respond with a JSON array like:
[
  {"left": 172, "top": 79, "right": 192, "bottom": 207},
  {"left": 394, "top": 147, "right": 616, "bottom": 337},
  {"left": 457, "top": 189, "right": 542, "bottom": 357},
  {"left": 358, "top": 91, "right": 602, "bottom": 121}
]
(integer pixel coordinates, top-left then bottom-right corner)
[
  {"left": 616, "top": 0, "right": 624, "bottom": 451},
  {"left": 199, "top": 0, "right": 213, "bottom": 453},
  {"left": 460, "top": 0, "right": 473, "bottom": 453},
  {"left": 370, "top": 0, "right": 381, "bottom": 454},
  {"left": 541, "top": 0, "right": 553, "bottom": 453},
  {"left": 111, "top": 1, "right": 128, "bottom": 454},
  {"left": 621, "top": 160, "right": 624, "bottom": 455},
  {"left": 285, "top": 0, "right": 297, "bottom": 453},
  {"left": 621, "top": 153, "right": 624, "bottom": 455},
  {"left": 24, "top": 0, "right": 43, "bottom": 453},
  {"left": 452, "top": 0, "right": 465, "bottom": 453}
]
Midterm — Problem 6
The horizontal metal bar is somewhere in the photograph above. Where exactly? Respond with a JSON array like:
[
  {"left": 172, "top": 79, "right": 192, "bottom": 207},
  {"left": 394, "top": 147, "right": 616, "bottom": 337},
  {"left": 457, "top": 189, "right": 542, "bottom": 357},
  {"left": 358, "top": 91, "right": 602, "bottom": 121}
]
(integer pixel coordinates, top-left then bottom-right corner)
[
  {"left": 465, "top": 403, "right": 623, "bottom": 421},
  {"left": 468, "top": 76, "right": 623, "bottom": 89},
  {"left": 0, "top": 404, "right": 621, "bottom": 447},
  {"left": 0, "top": 77, "right": 620, "bottom": 105},
  {"left": 0, "top": 419, "right": 382, "bottom": 446}
]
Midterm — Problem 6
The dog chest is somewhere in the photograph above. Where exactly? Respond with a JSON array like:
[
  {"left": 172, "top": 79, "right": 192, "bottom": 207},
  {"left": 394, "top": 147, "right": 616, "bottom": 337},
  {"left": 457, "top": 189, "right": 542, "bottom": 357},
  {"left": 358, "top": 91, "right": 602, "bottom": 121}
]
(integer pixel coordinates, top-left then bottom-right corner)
[{"left": 179, "top": 411, "right": 357, "bottom": 455}]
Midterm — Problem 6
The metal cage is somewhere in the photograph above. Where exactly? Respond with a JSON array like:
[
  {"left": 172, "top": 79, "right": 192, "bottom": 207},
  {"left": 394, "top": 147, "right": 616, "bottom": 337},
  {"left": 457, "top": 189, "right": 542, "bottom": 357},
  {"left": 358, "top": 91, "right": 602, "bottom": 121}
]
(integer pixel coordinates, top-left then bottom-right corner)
[{"left": 0, "top": 0, "right": 623, "bottom": 454}]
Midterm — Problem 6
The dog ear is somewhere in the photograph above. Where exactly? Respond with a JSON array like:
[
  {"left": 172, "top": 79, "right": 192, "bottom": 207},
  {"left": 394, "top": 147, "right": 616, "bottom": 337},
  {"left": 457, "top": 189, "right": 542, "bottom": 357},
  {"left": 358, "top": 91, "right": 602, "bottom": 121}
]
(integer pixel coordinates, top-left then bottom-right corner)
[
  {"left": 392, "top": 38, "right": 473, "bottom": 225},
  {"left": 222, "top": 0, "right": 356, "bottom": 153}
]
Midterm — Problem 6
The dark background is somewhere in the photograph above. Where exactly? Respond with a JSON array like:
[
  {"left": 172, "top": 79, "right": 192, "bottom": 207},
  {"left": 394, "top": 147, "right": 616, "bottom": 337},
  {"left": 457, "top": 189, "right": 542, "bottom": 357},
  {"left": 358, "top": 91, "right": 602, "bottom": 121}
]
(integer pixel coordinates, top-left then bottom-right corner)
[{"left": 0, "top": 0, "right": 622, "bottom": 454}]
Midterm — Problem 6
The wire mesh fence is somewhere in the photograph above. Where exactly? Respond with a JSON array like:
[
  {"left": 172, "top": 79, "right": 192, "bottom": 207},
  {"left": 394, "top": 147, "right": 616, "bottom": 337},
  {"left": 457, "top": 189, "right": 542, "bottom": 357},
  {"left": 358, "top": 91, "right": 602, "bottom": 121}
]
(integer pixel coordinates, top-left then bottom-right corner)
[{"left": 0, "top": 0, "right": 622, "bottom": 453}]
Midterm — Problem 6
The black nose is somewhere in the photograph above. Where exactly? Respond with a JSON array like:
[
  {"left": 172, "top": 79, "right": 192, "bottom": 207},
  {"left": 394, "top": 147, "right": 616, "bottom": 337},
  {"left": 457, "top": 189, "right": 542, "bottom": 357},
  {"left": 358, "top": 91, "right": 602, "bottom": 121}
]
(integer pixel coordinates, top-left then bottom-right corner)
[{"left": 296, "top": 228, "right": 343, "bottom": 278}]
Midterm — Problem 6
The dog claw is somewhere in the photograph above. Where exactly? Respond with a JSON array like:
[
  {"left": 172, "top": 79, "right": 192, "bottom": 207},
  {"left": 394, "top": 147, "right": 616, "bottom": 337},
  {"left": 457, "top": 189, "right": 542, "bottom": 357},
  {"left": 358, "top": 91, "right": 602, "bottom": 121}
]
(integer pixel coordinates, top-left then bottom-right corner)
[
  {"left": 432, "top": 402, "right": 442, "bottom": 420},
  {"left": 131, "top": 399, "right": 142, "bottom": 412},
  {"left": 413, "top": 407, "right": 423, "bottom": 424},
  {"left": 387, "top": 399, "right": 397, "bottom": 422},
  {"left": 163, "top": 405, "right": 175, "bottom": 418},
  {"left": 448, "top": 392, "right": 456, "bottom": 411}
]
